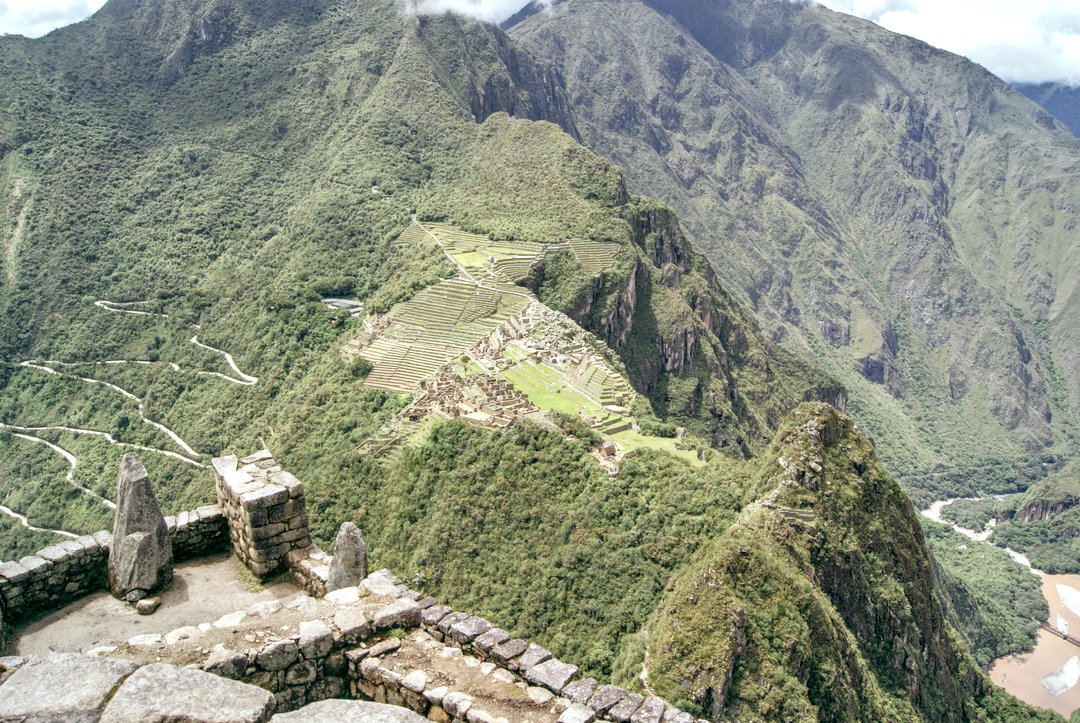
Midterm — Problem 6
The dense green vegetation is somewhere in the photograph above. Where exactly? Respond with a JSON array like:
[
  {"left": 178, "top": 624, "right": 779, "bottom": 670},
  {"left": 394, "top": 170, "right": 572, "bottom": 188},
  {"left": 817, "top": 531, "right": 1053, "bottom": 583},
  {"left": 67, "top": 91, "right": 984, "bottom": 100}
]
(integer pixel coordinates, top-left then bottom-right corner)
[
  {"left": 940, "top": 497, "right": 1016, "bottom": 532},
  {"left": 0, "top": 1, "right": 1070, "bottom": 720},
  {"left": 639, "top": 404, "right": 1054, "bottom": 721},
  {"left": 924, "top": 521, "right": 1046, "bottom": 666}
]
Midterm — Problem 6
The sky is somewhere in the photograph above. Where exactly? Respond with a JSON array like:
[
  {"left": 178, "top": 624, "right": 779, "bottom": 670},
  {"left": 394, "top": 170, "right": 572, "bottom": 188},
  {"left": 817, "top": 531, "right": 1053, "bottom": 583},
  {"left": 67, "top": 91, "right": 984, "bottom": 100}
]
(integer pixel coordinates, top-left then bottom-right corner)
[{"left": 1, "top": 0, "right": 1077, "bottom": 85}]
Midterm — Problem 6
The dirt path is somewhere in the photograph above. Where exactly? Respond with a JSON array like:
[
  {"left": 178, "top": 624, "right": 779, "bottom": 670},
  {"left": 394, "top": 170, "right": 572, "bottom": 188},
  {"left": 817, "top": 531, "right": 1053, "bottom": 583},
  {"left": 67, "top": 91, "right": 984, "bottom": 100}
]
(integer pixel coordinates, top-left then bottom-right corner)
[
  {"left": 190, "top": 336, "right": 259, "bottom": 385},
  {"left": 0, "top": 504, "right": 78, "bottom": 539},
  {"left": 16, "top": 361, "right": 200, "bottom": 458},
  {"left": 5, "top": 429, "right": 117, "bottom": 510},
  {"left": 1, "top": 423, "right": 203, "bottom": 469},
  {"left": 13, "top": 553, "right": 299, "bottom": 656},
  {"left": 93, "top": 300, "right": 168, "bottom": 318}
]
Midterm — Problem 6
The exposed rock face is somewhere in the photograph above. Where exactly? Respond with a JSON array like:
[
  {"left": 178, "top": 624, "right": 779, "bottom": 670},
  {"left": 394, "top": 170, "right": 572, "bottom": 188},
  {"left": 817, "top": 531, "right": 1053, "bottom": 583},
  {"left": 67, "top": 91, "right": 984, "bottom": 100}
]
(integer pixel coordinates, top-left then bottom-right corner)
[
  {"left": 109, "top": 453, "right": 173, "bottom": 602},
  {"left": 327, "top": 522, "right": 368, "bottom": 592}
]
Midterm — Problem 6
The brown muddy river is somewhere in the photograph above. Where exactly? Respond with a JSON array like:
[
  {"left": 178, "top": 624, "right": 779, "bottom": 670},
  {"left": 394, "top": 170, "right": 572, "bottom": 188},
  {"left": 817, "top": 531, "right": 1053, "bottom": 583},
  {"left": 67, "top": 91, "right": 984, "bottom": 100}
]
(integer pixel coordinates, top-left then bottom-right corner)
[{"left": 990, "top": 572, "right": 1080, "bottom": 718}]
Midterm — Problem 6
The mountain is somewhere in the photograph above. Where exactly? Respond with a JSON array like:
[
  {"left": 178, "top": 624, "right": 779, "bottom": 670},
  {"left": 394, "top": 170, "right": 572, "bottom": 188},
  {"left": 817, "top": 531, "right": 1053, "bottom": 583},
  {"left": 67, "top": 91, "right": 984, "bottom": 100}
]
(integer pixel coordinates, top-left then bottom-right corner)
[
  {"left": 0, "top": 1, "right": 1067, "bottom": 720},
  {"left": 509, "top": 0, "right": 1080, "bottom": 502},
  {"left": 1017, "top": 82, "right": 1080, "bottom": 136}
]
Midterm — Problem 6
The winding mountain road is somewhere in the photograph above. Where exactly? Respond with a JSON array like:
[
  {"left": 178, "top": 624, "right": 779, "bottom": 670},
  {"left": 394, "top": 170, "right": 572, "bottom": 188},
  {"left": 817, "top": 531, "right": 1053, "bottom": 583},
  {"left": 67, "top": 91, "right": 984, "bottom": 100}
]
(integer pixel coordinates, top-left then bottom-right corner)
[
  {"left": 3, "top": 428, "right": 117, "bottom": 509},
  {"left": 190, "top": 336, "right": 259, "bottom": 385},
  {"left": 0, "top": 504, "right": 78, "bottom": 539}
]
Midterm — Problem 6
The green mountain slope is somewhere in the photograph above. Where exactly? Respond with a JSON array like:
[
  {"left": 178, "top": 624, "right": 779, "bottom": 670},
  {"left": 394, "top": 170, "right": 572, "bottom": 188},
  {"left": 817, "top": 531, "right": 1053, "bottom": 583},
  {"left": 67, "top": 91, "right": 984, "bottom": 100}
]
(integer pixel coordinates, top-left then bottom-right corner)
[
  {"left": 509, "top": 0, "right": 1080, "bottom": 493},
  {"left": 0, "top": 0, "right": 826, "bottom": 555}
]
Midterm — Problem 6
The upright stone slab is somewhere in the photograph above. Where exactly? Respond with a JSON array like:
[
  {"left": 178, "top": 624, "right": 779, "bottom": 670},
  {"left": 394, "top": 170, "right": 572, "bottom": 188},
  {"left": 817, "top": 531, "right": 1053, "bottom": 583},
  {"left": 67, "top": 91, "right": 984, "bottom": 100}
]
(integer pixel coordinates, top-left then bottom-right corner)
[
  {"left": 213, "top": 450, "right": 311, "bottom": 579},
  {"left": 109, "top": 453, "right": 173, "bottom": 601},
  {"left": 326, "top": 522, "right": 368, "bottom": 592}
]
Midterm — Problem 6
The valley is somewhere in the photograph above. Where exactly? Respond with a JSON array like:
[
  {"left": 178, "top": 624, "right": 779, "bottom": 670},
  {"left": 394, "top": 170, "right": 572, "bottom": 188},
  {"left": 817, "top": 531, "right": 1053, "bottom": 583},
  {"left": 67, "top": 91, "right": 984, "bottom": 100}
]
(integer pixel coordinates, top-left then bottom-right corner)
[{"left": 924, "top": 497, "right": 1080, "bottom": 717}]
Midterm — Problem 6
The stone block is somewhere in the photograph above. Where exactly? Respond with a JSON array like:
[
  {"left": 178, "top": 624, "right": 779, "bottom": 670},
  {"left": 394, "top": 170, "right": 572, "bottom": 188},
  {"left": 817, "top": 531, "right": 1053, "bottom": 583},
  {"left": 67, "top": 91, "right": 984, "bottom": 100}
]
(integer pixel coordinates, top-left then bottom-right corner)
[
  {"left": 514, "top": 643, "right": 552, "bottom": 672},
  {"left": 609, "top": 692, "right": 645, "bottom": 722},
  {"left": 204, "top": 646, "right": 249, "bottom": 679},
  {"left": 564, "top": 678, "right": 598, "bottom": 705},
  {"left": 559, "top": 703, "right": 597, "bottom": 723},
  {"left": 588, "top": 685, "right": 627, "bottom": 714},
  {"left": 421, "top": 604, "right": 451, "bottom": 627},
  {"left": 661, "top": 711, "right": 694, "bottom": 723},
  {"left": 271, "top": 699, "right": 426, "bottom": 722},
  {"left": 473, "top": 626, "right": 510, "bottom": 654},
  {"left": 0, "top": 653, "right": 138, "bottom": 722},
  {"left": 450, "top": 616, "right": 492, "bottom": 644},
  {"left": 19, "top": 555, "right": 50, "bottom": 575},
  {"left": 372, "top": 598, "right": 420, "bottom": 630},
  {"left": 332, "top": 608, "right": 370, "bottom": 642},
  {"left": 525, "top": 658, "right": 579, "bottom": 694},
  {"left": 490, "top": 639, "right": 528, "bottom": 665},
  {"left": 251, "top": 523, "right": 287, "bottom": 543},
  {"left": 101, "top": 663, "right": 274, "bottom": 723},
  {"left": 270, "top": 471, "right": 304, "bottom": 499},
  {"left": 240, "top": 484, "right": 289, "bottom": 510},
  {"left": 38, "top": 545, "right": 71, "bottom": 563},
  {"left": 298, "top": 619, "right": 333, "bottom": 659},
  {"left": 256, "top": 638, "right": 299, "bottom": 671},
  {"left": 93, "top": 530, "right": 113, "bottom": 548},
  {"left": 630, "top": 697, "right": 667, "bottom": 723},
  {"left": 0, "top": 561, "right": 30, "bottom": 584},
  {"left": 284, "top": 659, "right": 317, "bottom": 685}
]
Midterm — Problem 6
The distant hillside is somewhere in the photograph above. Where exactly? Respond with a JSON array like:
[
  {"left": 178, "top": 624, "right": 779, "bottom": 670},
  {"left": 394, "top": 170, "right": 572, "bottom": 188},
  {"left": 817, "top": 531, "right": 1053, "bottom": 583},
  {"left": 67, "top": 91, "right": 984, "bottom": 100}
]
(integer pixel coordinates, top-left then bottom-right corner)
[
  {"left": 510, "top": 0, "right": 1080, "bottom": 498},
  {"left": 1017, "top": 82, "right": 1080, "bottom": 136}
]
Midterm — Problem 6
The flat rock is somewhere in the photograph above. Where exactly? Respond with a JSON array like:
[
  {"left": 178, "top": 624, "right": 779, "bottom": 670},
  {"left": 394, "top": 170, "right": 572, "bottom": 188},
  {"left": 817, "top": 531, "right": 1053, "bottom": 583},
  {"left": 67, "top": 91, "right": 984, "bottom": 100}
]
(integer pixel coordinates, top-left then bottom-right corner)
[
  {"left": 514, "top": 643, "right": 552, "bottom": 672},
  {"left": 563, "top": 677, "right": 598, "bottom": 705},
  {"left": 0, "top": 653, "right": 138, "bottom": 722},
  {"left": 372, "top": 598, "right": 420, "bottom": 629},
  {"left": 324, "top": 586, "right": 360, "bottom": 606},
  {"left": 101, "top": 663, "right": 274, "bottom": 722},
  {"left": 326, "top": 523, "right": 368, "bottom": 592},
  {"left": 526, "top": 658, "right": 579, "bottom": 693},
  {"left": 630, "top": 697, "right": 667, "bottom": 723},
  {"left": 271, "top": 699, "right": 426, "bottom": 722},
  {"left": 298, "top": 620, "right": 332, "bottom": 659},
  {"left": 609, "top": 692, "right": 645, "bottom": 722},
  {"left": 588, "top": 684, "right": 627, "bottom": 714},
  {"left": 558, "top": 703, "right": 597, "bottom": 723}
]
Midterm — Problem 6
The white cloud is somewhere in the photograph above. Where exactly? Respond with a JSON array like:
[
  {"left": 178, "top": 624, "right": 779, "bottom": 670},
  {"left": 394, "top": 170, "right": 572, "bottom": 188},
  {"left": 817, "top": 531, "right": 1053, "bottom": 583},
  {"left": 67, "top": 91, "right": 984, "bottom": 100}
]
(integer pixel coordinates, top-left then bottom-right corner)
[
  {"left": 0, "top": 0, "right": 106, "bottom": 38},
  {"left": 402, "top": 0, "right": 537, "bottom": 22},
  {"left": 817, "top": 0, "right": 1080, "bottom": 84}
]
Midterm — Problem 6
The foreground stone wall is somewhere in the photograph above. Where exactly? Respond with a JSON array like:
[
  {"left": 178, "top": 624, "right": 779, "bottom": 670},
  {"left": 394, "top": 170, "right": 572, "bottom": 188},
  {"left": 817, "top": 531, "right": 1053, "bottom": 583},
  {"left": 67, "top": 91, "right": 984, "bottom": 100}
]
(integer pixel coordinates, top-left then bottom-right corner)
[
  {"left": 0, "top": 505, "right": 229, "bottom": 626},
  {"left": 213, "top": 451, "right": 311, "bottom": 578},
  {"left": 92, "top": 569, "right": 702, "bottom": 723}
]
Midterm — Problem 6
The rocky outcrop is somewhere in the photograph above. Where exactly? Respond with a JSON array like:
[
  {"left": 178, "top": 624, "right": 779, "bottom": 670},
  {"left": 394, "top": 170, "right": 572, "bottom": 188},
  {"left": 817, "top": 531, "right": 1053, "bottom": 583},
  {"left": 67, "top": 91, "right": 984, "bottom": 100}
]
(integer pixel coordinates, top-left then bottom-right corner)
[
  {"left": 271, "top": 700, "right": 425, "bottom": 722},
  {"left": 109, "top": 454, "right": 173, "bottom": 602},
  {"left": 100, "top": 663, "right": 275, "bottom": 723},
  {"left": 327, "top": 522, "right": 368, "bottom": 592}
]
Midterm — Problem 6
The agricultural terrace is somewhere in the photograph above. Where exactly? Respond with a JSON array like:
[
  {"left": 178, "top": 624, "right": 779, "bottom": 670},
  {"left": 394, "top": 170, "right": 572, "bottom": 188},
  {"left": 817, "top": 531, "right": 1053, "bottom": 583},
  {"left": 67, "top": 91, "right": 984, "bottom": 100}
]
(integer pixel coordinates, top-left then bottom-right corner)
[{"left": 422, "top": 222, "right": 546, "bottom": 283}]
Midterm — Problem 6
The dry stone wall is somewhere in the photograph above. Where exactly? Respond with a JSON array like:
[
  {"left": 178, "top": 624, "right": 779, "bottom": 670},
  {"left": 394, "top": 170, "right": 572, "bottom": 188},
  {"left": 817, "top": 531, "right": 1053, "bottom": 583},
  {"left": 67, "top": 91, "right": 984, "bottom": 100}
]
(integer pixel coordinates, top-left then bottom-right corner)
[
  {"left": 0, "top": 505, "right": 228, "bottom": 627},
  {"left": 213, "top": 451, "right": 311, "bottom": 578}
]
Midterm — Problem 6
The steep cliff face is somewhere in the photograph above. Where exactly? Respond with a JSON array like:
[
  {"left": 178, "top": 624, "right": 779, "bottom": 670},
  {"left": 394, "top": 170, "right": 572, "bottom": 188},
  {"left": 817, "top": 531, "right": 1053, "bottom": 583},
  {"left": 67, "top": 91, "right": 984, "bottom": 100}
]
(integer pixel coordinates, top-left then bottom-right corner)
[
  {"left": 642, "top": 404, "right": 1050, "bottom": 722},
  {"left": 509, "top": 0, "right": 1080, "bottom": 483},
  {"left": 530, "top": 195, "right": 843, "bottom": 455}
]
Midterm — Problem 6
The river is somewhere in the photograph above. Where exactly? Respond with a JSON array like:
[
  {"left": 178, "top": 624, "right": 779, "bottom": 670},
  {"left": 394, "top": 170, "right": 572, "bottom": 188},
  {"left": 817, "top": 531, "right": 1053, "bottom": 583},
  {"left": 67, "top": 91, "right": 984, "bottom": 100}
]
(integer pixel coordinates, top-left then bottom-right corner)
[{"left": 922, "top": 498, "right": 1080, "bottom": 717}]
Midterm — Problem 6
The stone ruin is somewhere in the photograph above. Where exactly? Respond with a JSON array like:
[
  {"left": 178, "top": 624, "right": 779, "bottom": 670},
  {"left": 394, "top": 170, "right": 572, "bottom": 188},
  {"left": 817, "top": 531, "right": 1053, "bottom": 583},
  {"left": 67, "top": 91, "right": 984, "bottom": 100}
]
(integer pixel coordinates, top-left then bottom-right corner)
[{"left": 0, "top": 449, "right": 707, "bottom": 723}]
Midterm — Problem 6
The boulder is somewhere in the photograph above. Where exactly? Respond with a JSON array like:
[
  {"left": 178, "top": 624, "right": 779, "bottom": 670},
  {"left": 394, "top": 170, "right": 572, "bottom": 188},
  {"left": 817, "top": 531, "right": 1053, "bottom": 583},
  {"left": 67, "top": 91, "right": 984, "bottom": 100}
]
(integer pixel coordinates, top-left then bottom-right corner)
[
  {"left": 271, "top": 699, "right": 426, "bottom": 722},
  {"left": 100, "top": 663, "right": 274, "bottom": 722},
  {"left": 0, "top": 653, "right": 138, "bottom": 722},
  {"left": 109, "top": 454, "right": 173, "bottom": 600},
  {"left": 326, "top": 522, "right": 368, "bottom": 592}
]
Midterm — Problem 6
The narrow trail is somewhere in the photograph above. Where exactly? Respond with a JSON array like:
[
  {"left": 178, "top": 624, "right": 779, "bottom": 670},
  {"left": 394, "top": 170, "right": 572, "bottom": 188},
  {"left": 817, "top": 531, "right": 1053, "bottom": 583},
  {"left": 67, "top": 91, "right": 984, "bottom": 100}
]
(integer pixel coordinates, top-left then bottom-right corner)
[
  {"left": 17, "top": 361, "right": 200, "bottom": 458},
  {"left": 93, "top": 300, "right": 168, "bottom": 318},
  {"left": 6, "top": 430, "right": 117, "bottom": 510},
  {"left": 189, "top": 336, "right": 259, "bottom": 385},
  {"left": 0, "top": 423, "right": 203, "bottom": 469},
  {"left": 0, "top": 504, "right": 78, "bottom": 540}
]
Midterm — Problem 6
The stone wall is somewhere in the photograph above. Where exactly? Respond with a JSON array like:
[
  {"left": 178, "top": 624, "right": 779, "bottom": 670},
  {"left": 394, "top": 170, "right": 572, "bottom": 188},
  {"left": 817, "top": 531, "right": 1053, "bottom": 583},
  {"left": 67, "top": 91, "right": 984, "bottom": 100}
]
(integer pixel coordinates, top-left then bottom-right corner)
[
  {"left": 103, "top": 569, "right": 703, "bottom": 723},
  {"left": 167, "top": 504, "right": 229, "bottom": 560},
  {"left": 212, "top": 451, "right": 311, "bottom": 578},
  {"left": 0, "top": 505, "right": 230, "bottom": 627}
]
